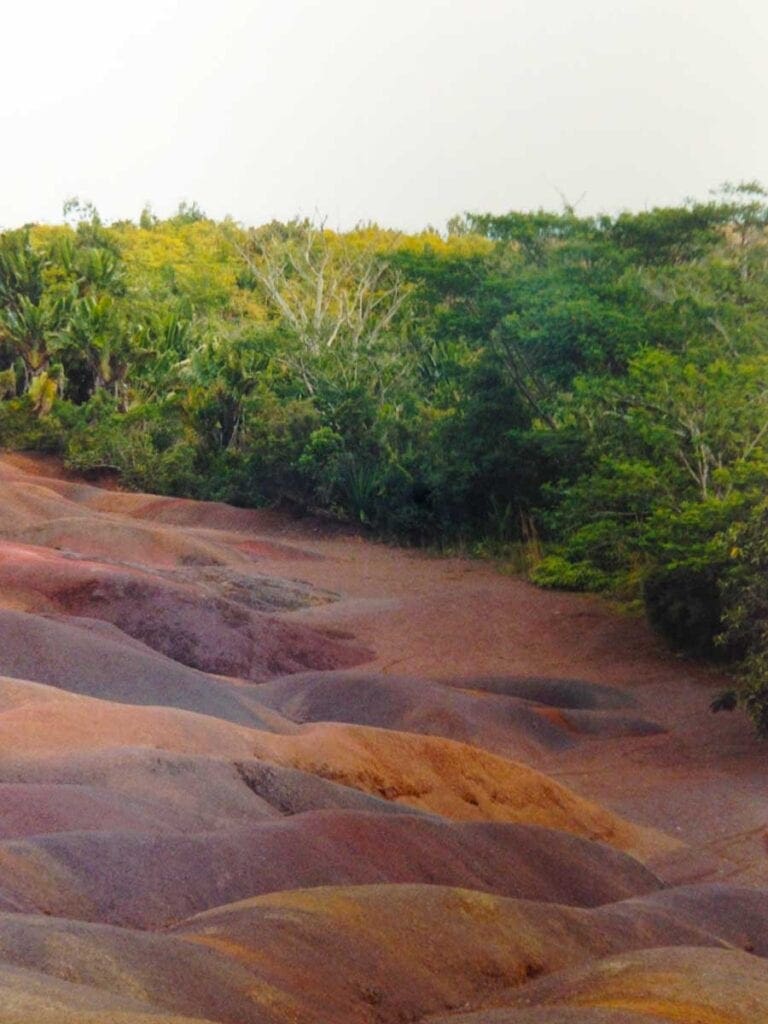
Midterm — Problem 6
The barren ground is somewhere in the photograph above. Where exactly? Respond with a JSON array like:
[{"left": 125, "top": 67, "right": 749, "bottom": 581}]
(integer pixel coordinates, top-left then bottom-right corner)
[{"left": 0, "top": 450, "right": 765, "bottom": 1024}]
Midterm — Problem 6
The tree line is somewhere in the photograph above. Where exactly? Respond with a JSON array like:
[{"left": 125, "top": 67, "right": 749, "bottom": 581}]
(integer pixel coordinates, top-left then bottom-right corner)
[{"left": 3, "top": 187, "right": 768, "bottom": 728}]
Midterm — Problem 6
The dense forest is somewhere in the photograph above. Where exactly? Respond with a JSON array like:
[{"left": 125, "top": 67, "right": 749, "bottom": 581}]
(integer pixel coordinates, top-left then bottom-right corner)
[{"left": 3, "top": 187, "right": 768, "bottom": 728}]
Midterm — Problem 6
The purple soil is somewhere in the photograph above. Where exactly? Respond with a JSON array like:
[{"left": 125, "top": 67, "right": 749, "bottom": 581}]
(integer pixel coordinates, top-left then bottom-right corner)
[
  {"left": 0, "top": 750, "right": 427, "bottom": 833},
  {"left": 606, "top": 884, "right": 768, "bottom": 956},
  {"left": 256, "top": 670, "right": 576, "bottom": 755},
  {"left": 447, "top": 946, "right": 768, "bottom": 1023},
  {"left": 444, "top": 675, "right": 638, "bottom": 710},
  {"left": 0, "top": 541, "right": 369, "bottom": 678},
  {"left": 256, "top": 670, "right": 666, "bottom": 756},
  {"left": 2, "top": 453, "right": 768, "bottom": 1024},
  {"left": 0, "top": 783, "right": 192, "bottom": 839},
  {"left": 0, "top": 811, "right": 661, "bottom": 927},
  {"left": 0, "top": 914, "right": 280, "bottom": 1024},
  {"left": 0, "top": 609, "right": 295, "bottom": 728},
  {"left": 174, "top": 885, "right": 735, "bottom": 1024}
]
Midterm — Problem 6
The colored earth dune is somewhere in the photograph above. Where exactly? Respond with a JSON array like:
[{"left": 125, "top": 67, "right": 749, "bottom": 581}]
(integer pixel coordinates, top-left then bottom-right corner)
[{"left": 0, "top": 450, "right": 765, "bottom": 1023}]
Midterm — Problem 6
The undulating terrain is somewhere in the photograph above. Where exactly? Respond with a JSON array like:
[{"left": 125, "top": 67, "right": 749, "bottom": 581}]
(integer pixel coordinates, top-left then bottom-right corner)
[{"left": 0, "top": 450, "right": 767, "bottom": 1023}]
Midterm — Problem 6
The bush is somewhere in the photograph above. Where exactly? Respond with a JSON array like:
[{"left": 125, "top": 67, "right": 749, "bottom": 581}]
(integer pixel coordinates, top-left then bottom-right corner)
[
  {"left": 531, "top": 554, "right": 612, "bottom": 592},
  {"left": 64, "top": 401, "right": 201, "bottom": 496},
  {"left": 0, "top": 397, "right": 77, "bottom": 452},
  {"left": 561, "top": 519, "right": 634, "bottom": 573},
  {"left": 714, "top": 501, "right": 768, "bottom": 732},
  {"left": 643, "top": 565, "right": 724, "bottom": 656}
]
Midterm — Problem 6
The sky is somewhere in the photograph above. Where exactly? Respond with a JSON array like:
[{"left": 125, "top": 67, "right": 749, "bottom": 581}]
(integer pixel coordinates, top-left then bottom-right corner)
[{"left": 1, "top": 0, "right": 766, "bottom": 231}]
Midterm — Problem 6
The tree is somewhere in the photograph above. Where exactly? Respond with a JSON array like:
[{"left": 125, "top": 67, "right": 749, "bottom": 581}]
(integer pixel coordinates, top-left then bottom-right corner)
[
  {"left": 65, "top": 295, "right": 137, "bottom": 402},
  {"left": 238, "top": 221, "right": 411, "bottom": 395},
  {"left": 583, "top": 346, "right": 768, "bottom": 502},
  {"left": 0, "top": 231, "right": 69, "bottom": 389}
]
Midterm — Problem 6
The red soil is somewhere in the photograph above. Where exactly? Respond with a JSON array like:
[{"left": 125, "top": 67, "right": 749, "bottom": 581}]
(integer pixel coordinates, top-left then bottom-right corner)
[
  {"left": 225, "top": 512, "right": 768, "bottom": 887},
  {"left": 434, "top": 946, "right": 768, "bottom": 1024},
  {"left": 0, "top": 541, "right": 367, "bottom": 678},
  {"left": 0, "top": 451, "right": 767, "bottom": 1024},
  {"left": 0, "top": 812, "right": 660, "bottom": 928},
  {"left": 176, "top": 885, "right": 734, "bottom": 1024}
]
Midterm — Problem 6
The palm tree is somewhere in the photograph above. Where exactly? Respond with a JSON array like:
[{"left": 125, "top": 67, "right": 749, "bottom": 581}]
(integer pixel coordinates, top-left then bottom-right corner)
[
  {"left": 0, "top": 230, "right": 67, "bottom": 390},
  {"left": 0, "top": 293, "right": 66, "bottom": 388},
  {"left": 65, "top": 295, "right": 136, "bottom": 404}
]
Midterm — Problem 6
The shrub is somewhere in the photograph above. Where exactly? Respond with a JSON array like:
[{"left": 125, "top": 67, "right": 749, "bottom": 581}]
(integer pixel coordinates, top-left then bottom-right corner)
[
  {"left": 531, "top": 554, "right": 612, "bottom": 592},
  {"left": 64, "top": 401, "right": 201, "bottom": 495},
  {"left": 0, "top": 397, "right": 74, "bottom": 452},
  {"left": 643, "top": 565, "right": 724, "bottom": 656}
]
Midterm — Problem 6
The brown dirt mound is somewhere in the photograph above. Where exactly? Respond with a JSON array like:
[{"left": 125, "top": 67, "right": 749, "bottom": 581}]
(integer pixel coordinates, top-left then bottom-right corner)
[
  {"left": 228, "top": 536, "right": 322, "bottom": 561},
  {"left": 0, "top": 962, "right": 219, "bottom": 1023},
  {"left": 5, "top": 498, "right": 321, "bottom": 566},
  {"left": 0, "top": 676, "right": 265, "bottom": 759},
  {"left": 126, "top": 493, "right": 286, "bottom": 532},
  {"left": 0, "top": 542, "right": 368, "bottom": 677},
  {"left": 176, "top": 885, "right": 729, "bottom": 1024},
  {"left": 448, "top": 676, "right": 637, "bottom": 710},
  {"left": 553, "top": 709, "right": 665, "bottom": 739},
  {"left": 440, "top": 946, "right": 768, "bottom": 1024},
  {"left": 0, "top": 676, "right": 669, "bottom": 857},
  {"left": 247, "top": 723, "right": 675, "bottom": 859},
  {"left": 0, "top": 609, "right": 294, "bottom": 728},
  {"left": 0, "top": 783, "right": 193, "bottom": 839},
  {"left": 0, "top": 481, "right": 93, "bottom": 536},
  {"left": 0, "top": 914, "right": 267, "bottom": 1024},
  {"left": 607, "top": 884, "right": 768, "bottom": 957},
  {"left": 0, "top": 750, "right": 420, "bottom": 831},
  {"left": 15, "top": 516, "right": 242, "bottom": 568},
  {"left": 0, "top": 813, "right": 660, "bottom": 928},
  {"left": 163, "top": 565, "right": 337, "bottom": 613},
  {"left": 256, "top": 670, "right": 579, "bottom": 757},
  {"left": 0, "top": 454, "right": 195, "bottom": 522},
  {"left": 0, "top": 899, "right": 748, "bottom": 1024}
]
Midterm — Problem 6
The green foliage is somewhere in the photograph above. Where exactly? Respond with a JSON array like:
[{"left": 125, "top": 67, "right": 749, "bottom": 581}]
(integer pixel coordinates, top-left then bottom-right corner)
[
  {"left": 0, "top": 396, "right": 77, "bottom": 452},
  {"left": 0, "top": 368, "right": 16, "bottom": 399},
  {"left": 606, "top": 204, "right": 726, "bottom": 265},
  {"left": 64, "top": 399, "right": 201, "bottom": 495},
  {"left": 713, "top": 501, "right": 768, "bottom": 732},
  {"left": 531, "top": 555, "right": 612, "bottom": 592},
  {"left": 3, "top": 191, "right": 768, "bottom": 729},
  {"left": 644, "top": 566, "right": 724, "bottom": 656}
]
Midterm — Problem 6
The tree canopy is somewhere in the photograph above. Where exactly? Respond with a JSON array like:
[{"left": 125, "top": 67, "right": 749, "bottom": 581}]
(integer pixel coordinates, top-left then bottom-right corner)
[{"left": 4, "top": 188, "right": 768, "bottom": 729}]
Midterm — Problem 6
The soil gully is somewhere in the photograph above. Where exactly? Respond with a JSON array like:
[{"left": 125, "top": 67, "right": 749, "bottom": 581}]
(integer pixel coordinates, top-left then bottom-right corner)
[{"left": 0, "top": 451, "right": 766, "bottom": 1024}]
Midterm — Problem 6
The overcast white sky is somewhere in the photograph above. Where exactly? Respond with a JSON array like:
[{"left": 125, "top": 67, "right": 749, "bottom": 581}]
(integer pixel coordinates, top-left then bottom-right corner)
[{"left": 1, "top": 0, "right": 766, "bottom": 231}]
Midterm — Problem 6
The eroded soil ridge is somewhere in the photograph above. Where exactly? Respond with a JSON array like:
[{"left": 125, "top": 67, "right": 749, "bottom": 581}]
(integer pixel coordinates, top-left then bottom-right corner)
[{"left": 0, "top": 451, "right": 765, "bottom": 1024}]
